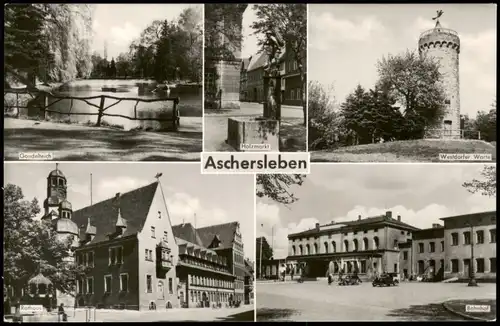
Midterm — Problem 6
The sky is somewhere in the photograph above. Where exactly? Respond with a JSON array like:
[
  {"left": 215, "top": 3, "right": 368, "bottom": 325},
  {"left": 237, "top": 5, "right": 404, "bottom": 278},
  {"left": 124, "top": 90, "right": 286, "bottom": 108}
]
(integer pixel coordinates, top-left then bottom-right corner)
[
  {"left": 309, "top": 4, "right": 497, "bottom": 118},
  {"left": 4, "top": 163, "right": 255, "bottom": 261},
  {"left": 256, "top": 164, "right": 496, "bottom": 259},
  {"left": 241, "top": 5, "right": 261, "bottom": 59},
  {"left": 90, "top": 4, "right": 202, "bottom": 59}
]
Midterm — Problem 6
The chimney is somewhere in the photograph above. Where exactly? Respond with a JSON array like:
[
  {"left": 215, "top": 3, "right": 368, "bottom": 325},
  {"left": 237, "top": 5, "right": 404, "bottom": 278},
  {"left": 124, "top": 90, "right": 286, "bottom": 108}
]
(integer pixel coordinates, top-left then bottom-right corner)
[
  {"left": 115, "top": 193, "right": 121, "bottom": 200},
  {"left": 432, "top": 223, "right": 441, "bottom": 229},
  {"left": 397, "top": 215, "right": 401, "bottom": 222},
  {"left": 315, "top": 223, "right": 320, "bottom": 231},
  {"left": 358, "top": 215, "right": 362, "bottom": 221},
  {"left": 385, "top": 211, "right": 392, "bottom": 219}
]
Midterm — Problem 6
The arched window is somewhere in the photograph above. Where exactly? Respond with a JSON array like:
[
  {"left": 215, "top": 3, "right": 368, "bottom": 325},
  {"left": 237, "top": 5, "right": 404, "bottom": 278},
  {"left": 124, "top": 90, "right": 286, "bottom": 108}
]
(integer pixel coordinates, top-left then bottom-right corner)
[
  {"left": 305, "top": 244, "right": 310, "bottom": 255},
  {"left": 363, "top": 238, "right": 369, "bottom": 250},
  {"left": 292, "top": 245, "right": 296, "bottom": 256},
  {"left": 344, "top": 240, "right": 349, "bottom": 252},
  {"left": 58, "top": 178, "right": 64, "bottom": 186},
  {"left": 158, "top": 281, "right": 164, "bottom": 298},
  {"left": 373, "top": 237, "right": 380, "bottom": 249},
  {"left": 332, "top": 241, "right": 336, "bottom": 253},
  {"left": 313, "top": 243, "right": 318, "bottom": 255},
  {"left": 299, "top": 245, "right": 303, "bottom": 256},
  {"left": 324, "top": 242, "right": 329, "bottom": 253},
  {"left": 353, "top": 239, "right": 359, "bottom": 251}
]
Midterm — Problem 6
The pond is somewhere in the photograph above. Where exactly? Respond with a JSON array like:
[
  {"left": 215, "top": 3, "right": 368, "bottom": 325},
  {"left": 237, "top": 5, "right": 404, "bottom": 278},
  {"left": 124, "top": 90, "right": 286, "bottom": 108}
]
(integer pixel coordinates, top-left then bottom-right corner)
[{"left": 26, "top": 79, "right": 201, "bottom": 131}]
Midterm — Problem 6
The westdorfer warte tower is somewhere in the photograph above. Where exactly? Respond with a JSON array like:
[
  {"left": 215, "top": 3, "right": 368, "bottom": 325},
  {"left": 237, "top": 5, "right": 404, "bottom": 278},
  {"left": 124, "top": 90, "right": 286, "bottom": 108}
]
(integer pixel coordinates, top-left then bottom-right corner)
[{"left": 418, "top": 11, "right": 461, "bottom": 139}]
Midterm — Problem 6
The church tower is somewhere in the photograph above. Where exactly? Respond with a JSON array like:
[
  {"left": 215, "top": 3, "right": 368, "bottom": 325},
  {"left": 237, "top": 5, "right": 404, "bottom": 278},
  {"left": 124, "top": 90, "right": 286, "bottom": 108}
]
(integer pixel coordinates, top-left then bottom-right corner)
[
  {"left": 418, "top": 14, "right": 461, "bottom": 139},
  {"left": 43, "top": 163, "right": 68, "bottom": 218}
]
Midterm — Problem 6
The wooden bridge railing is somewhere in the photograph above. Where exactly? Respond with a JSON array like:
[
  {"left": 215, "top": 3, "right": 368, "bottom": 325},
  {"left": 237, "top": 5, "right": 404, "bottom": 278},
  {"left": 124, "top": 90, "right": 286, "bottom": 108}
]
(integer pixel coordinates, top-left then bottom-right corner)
[{"left": 4, "top": 88, "right": 181, "bottom": 131}]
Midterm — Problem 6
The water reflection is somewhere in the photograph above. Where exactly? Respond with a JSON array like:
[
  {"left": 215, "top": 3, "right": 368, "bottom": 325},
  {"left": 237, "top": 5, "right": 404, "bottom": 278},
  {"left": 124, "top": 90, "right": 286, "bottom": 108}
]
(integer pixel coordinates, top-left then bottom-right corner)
[{"left": 45, "top": 79, "right": 201, "bottom": 131}]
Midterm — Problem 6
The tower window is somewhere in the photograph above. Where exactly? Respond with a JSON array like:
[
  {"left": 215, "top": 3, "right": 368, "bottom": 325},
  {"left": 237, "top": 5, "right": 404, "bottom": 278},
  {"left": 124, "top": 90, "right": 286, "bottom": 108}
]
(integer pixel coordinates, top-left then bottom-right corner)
[
  {"left": 58, "top": 178, "right": 64, "bottom": 186},
  {"left": 445, "top": 99, "right": 450, "bottom": 105},
  {"left": 51, "top": 179, "right": 56, "bottom": 186}
]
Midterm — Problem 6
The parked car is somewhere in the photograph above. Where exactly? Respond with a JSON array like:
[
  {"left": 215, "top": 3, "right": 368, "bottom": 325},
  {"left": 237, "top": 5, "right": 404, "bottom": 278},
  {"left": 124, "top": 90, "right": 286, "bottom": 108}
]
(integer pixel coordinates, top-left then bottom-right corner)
[
  {"left": 338, "top": 274, "right": 361, "bottom": 286},
  {"left": 372, "top": 273, "right": 399, "bottom": 287}
]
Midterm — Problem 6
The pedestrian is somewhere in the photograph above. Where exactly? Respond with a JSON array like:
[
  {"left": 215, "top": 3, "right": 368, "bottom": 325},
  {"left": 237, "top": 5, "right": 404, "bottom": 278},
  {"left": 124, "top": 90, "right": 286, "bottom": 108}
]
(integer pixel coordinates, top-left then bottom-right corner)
[
  {"left": 290, "top": 268, "right": 294, "bottom": 281},
  {"left": 58, "top": 303, "right": 67, "bottom": 322}
]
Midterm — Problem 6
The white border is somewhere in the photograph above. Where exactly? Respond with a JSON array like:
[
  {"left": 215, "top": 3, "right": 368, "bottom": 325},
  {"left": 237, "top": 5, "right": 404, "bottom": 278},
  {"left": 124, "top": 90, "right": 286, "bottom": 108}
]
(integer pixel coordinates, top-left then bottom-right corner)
[
  {"left": 201, "top": 3, "right": 206, "bottom": 153},
  {"left": 253, "top": 172, "right": 257, "bottom": 322},
  {"left": 305, "top": 3, "right": 309, "bottom": 153}
]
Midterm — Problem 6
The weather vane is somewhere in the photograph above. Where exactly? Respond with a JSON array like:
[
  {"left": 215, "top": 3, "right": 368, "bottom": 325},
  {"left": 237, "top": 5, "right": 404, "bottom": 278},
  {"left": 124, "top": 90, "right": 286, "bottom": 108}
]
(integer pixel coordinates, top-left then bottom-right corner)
[{"left": 432, "top": 10, "right": 444, "bottom": 27}]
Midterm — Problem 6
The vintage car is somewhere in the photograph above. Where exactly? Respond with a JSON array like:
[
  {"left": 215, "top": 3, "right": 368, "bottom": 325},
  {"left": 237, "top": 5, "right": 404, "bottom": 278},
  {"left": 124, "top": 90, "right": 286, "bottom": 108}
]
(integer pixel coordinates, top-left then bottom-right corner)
[
  {"left": 338, "top": 274, "right": 361, "bottom": 286},
  {"left": 372, "top": 273, "right": 399, "bottom": 287}
]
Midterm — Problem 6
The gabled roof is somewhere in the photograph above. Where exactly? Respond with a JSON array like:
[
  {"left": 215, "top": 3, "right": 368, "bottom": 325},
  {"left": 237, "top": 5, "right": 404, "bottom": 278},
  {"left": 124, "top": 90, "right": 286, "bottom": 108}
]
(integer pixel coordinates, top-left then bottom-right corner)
[
  {"left": 197, "top": 222, "right": 239, "bottom": 250},
  {"left": 241, "top": 57, "right": 251, "bottom": 71},
  {"left": 172, "top": 223, "right": 204, "bottom": 246},
  {"left": 73, "top": 182, "right": 159, "bottom": 245},
  {"left": 247, "top": 52, "right": 268, "bottom": 72}
]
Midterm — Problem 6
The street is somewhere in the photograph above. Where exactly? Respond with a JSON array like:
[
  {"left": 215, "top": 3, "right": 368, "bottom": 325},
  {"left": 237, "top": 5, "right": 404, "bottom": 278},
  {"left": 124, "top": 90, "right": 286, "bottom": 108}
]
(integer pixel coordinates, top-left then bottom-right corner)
[
  {"left": 204, "top": 102, "right": 306, "bottom": 152},
  {"left": 68, "top": 306, "right": 254, "bottom": 322},
  {"left": 256, "top": 281, "right": 496, "bottom": 321}
]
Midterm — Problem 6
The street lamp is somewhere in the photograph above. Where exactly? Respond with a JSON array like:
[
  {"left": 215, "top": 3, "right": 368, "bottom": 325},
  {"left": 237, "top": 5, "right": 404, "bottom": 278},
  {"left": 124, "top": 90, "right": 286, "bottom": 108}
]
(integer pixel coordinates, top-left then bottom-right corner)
[{"left": 467, "top": 221, "right": 478, "bottom": 287}]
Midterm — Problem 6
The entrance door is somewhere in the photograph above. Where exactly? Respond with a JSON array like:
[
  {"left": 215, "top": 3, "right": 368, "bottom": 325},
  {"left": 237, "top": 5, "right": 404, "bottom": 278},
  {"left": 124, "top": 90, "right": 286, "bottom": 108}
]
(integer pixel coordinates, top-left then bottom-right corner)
[{"left": 463, "top": 259, "right": 470, "bottom": 278}]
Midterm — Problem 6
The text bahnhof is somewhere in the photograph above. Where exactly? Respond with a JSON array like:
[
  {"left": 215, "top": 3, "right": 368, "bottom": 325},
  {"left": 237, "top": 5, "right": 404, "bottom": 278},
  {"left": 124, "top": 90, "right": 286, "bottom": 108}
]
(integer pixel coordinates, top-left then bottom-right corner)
[{"left": 204, "top": 154, "right": 307, "bottom": 170}]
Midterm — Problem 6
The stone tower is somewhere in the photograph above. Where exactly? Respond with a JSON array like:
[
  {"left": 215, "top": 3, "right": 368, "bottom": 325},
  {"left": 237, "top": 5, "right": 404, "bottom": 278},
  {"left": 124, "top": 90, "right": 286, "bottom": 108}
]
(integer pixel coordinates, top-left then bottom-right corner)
[{"left": 418, "top": 19, "right": 461, "bottom": 139}]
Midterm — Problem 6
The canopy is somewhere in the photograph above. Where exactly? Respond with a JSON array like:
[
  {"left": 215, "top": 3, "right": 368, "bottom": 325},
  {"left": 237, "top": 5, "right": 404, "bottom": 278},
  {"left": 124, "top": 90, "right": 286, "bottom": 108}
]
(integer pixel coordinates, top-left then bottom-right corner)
[{"left": 28, "top": 273, "right": 52, "bottom": 285}]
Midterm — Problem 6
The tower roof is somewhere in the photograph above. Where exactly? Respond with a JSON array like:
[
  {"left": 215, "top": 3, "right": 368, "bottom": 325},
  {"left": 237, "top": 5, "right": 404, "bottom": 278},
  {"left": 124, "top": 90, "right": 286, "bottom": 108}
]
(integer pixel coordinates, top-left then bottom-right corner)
[{"left": 48, "top": 169, "right": 65, "bottom": 178}]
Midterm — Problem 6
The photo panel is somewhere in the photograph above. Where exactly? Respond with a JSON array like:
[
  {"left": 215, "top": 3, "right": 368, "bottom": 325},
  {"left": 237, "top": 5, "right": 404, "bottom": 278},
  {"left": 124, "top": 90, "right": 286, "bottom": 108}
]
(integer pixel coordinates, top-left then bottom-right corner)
[
  {"left": 204, "top": 4, "right": 307, "bottom": 153},
  {"left": 307, "top": 4, "right": 496, "bottom": 163},
  {"left": 4, "top": 4, "right": 203, "bottom": 162},
  {"left": 255, "top": 163, "right": 496, "bottom": 321},
  {"left": 3, "top": 162, "right": 256, "bottom": 321}
]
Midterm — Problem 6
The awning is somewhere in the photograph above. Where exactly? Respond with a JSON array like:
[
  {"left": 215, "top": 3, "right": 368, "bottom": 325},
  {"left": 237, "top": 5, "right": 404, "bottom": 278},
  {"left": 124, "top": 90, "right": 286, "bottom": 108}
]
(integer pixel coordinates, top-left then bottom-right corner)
[{"left": 28, "top": 273, "right": 52, "bottom": 285}]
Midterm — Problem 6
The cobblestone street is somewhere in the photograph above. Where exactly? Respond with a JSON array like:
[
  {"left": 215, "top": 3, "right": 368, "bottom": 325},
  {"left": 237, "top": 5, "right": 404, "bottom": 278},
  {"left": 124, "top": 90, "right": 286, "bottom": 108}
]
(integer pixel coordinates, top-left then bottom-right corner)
[{"left": 256, "top": 281, "right": 496, "bottom": 321}]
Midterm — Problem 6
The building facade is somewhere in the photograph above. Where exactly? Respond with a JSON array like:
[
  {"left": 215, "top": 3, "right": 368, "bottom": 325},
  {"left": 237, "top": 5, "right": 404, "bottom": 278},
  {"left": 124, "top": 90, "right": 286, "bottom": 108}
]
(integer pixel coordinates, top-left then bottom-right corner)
[
  {"left": 288, "top": 210, "right": 496, "bottom": 282},
  {"left": 281, "top": 43, "right": 306, "bottom": 106},
  {"left": 172, "top": 221, "right": 247, "bottom": 307},
  {"left": 287, "top": 211, "right": 418, "bottom": 280},
  {"left": 418, "top": 20, "right": 461, "bottom": 138},
  {"left": 244, "top": 52, "right": 268, "bottom": 104}
]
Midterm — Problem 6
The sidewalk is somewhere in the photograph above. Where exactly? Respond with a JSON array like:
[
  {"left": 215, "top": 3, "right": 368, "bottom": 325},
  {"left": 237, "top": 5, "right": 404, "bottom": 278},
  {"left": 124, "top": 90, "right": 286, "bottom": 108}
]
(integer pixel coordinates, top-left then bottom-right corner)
[{"left": 442, "top": 299, "right": 496, "bottom": 321}]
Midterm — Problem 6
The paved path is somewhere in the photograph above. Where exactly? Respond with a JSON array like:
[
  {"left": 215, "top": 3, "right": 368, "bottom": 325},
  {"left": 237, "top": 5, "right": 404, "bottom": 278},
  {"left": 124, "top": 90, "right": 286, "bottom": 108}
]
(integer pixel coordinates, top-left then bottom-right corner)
[
  {"left": 69, "top": 306, "right": 254, "bottom": 322},
  {"left": 256, "top": 281, "right": 496, "bottom": 321},
  {"left": 4, "top": 118, "right": 202, "bottom": 161}
]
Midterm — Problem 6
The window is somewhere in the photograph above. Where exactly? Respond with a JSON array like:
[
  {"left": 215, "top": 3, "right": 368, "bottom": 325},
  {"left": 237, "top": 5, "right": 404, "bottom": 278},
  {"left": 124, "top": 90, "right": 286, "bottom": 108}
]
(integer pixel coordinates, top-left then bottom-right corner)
[
  {"left": 394, "top": 264, "right": 398, "bottom": 273},
  {"left": 109, "top": 247, "right": 123, "bottom": 265},
  {"left": 77, "top": 279, "right": 84, "bottom": 294},
  {"left": 374, "top": 229, "right": 378, "bottom": 233},
  {"left": 490, "top": 258, "right": 496, "bottom": 273},
  {"left": 401, "top": 231, "right": 404, "bottom": 235},
  {"left": 163, "top": 231, "right": 168, "bottom": 242},
  {"left": 158, "top": 281, "right": 164, "bottom": 298},
  {"left": 86, "top": 277, "right": 94, "bottom": 294},
  {"left": 441, "top": 241, "right": 444, "bottom": 252},
  {"left": 104, "top": 275, "right": 112, "bottom": 294},
  {"left": 417, "top": 260, "right": 425, "bottom": 274},
  {"left": 477, "top": 231, "right": 484, "bottom": 244},
  {"left": 83, "top": 253, "right": 88, "bottom": 266},
  {"left": 490, "top": 229, "right": 496, "bottom": 243},
  {"left": 373, "top": 237, "right": 379, "bottom": 249},
  {"left": 364, "top": 230, "right": 368, "bottom": 234},
  {"left": 429, "top": 242, "right": 435, "bottom": 253},
  {"left": 360, "top": 260, "right": 367, "bottom": 273},
  {"left": 451, "top": 233, "right": 459, "bottom": 246},
  {"left": 418, "top": 243, "right": 424, "bottom": 253},
  {"left": 451, "top": 259, "right": 459, "bottom": 273},
  {"left": 290, "top": 90, "right": 295, "bottom": 100},
  {"left": 120, "top": 274, "right": 128, "bottom": 292},
  {"left": 403, "top": 251, "right": 408, "bottom": 260},
  {"left": 168, "top": 278, "right": 173, "bottom": 294},
  {"left": 87, "top": 252, "right": 94, "bottom": 267},
  {"left": 146, "top": 275, "right": 153, "bottom": 293},
  {"left": 151, "top": 226, "right": 156, "bottom": 239},
  {"left": 476, "top": 259, "right": 485, "bottom": 273},
  {"left": 393, "top": 240, "right": 398, "bottom": 248},
  {"left": 145, "top": 249, "right": 153, "bottom": 261},
  {"left": 464, "top": 232, "right": 471, "bottom": 245}
]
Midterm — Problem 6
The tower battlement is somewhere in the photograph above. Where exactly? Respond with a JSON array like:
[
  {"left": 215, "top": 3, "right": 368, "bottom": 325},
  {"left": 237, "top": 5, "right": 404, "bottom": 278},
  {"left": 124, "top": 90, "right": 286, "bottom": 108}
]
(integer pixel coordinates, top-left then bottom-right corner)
[{"left": 418, "top": 28, "right": 460, "bottom": 54}]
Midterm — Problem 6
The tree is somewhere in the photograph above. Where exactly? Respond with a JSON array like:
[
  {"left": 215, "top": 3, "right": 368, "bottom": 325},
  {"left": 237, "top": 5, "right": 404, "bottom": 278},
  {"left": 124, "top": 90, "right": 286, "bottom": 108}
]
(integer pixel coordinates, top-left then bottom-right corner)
[
  {"left": 462, "top": 165, "right": 496, "bottom": 197},
  {"left": 256, "top": 236, "right": 273, "bottom": 278},
  {"left": 3, "top": 184, "right": 88, "bottom": 300},
  {"left": 179, "top": 6, "right": 203, "bottom": 82},
  {"left": 252, "top": 4, "right": 307, "bottom": 125},
  {"left": 376, "top": 50, "right": 446, "bottom": 139},
  {"left": 256, "top": 174, "right": 305, "bottom": 205},
  {"left": 308, "top": 81, "right": 341, "bottom": 149},
  {"left": 340, "top": 85, "right": 371, "bottom": 145},
  {"left": 474, "top": 106, "right": 496, "bottom": 142}
]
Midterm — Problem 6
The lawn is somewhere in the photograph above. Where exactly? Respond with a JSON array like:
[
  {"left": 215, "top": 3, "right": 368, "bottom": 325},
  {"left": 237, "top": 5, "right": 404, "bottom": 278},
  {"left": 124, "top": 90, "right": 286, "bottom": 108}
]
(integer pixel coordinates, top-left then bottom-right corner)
[{"left": 311, "top": 139, "right": 496, "bottom": 162}]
